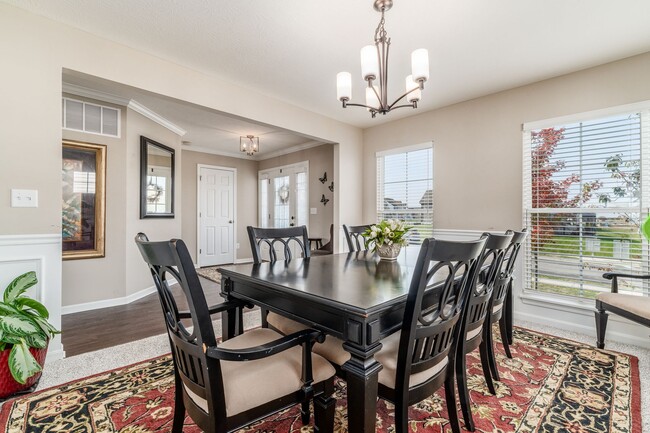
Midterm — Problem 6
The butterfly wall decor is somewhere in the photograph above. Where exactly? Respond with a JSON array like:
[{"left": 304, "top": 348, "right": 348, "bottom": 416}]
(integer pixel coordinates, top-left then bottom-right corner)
[
  {"left": 328, "top": 181, "right": 334, "bottom": 192},
  {"left": 319, "top": 172, "right": 327, "bottom": 184},
  {"left": 320, "top": 194, "right": 329, "bottom": 206}
]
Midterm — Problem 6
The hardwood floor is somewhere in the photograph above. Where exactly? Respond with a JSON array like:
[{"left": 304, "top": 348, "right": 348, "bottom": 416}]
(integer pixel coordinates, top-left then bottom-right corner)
[{"left": 61, "top": 277, "right": 224, "bottom": 357}]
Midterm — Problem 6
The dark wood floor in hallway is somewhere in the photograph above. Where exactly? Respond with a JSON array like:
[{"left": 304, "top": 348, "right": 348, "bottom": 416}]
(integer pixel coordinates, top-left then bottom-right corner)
[{"left": 61, "top": 277, "right": 222, "bottom": 357}]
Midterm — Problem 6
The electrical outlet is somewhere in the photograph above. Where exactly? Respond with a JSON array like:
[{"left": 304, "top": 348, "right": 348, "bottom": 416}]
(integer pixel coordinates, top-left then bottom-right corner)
[{"left": 11, "top": 189, "right": 38, "bottom": 208}]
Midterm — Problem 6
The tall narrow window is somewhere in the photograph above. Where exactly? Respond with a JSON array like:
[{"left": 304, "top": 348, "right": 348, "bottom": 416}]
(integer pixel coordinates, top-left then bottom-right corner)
[
  {"left": 523, "top": 108, "right": 650, "bottom": 299},
  {"left": 377, "top": 144, "right": 433, "bottom": 245}
]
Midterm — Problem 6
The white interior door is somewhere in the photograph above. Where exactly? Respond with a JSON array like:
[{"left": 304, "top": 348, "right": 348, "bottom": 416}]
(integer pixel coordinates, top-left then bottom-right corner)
[{"left": 199, "top": 167, "right": 234, "bottom": 266}]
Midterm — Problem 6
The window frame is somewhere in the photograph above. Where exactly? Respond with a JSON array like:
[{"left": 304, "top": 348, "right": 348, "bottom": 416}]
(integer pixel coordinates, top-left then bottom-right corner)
[
  {"left": 522, "top": 102, "right": 650, "bottom": 304},
  {"left": 376, "top": 142, "right": 434, "bottom": 245}
]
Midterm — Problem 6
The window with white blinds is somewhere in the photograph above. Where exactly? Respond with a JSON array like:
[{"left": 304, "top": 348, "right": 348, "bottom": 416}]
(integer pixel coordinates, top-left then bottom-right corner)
[
  {"left": 523, "top": 107, "right": 650, "bottom": 299},
  {"left": 377, "top": 144, "right": 433, "bottom": 245}
]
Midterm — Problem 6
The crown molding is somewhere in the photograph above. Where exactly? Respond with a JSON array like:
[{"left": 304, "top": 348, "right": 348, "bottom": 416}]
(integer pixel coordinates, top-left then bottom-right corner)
[
  {"left": 62, "top": 83, "right": 130, "bottom": 106},
  {"left": 256, "top": 140, "right": 326, "bottom": 160},
  {"left": 63, "top": 83, "right": 187, "bottom": 137},
  {"left": 183, "top": 140, "right": 327, "bottom": 161},
  {"left": 127, "top": 100, "right": 187, "bottom": 136},
  {"left": 183, "top": 145, "right": 252, "bottom": 160}
]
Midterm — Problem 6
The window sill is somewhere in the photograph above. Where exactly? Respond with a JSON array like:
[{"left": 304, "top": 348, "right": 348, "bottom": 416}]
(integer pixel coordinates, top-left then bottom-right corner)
[{"left": 520, "top": 291, "right": 596, "bottom": 312}]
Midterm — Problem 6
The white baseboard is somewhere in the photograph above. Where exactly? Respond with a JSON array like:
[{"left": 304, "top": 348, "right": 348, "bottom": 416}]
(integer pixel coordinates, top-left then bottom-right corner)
[
  {"left": 46, "top": 348, "right": 66, "bottom": 362},
  {"left": 61, "top": 278, "right": 176, "bottom": 315},
  {"left": 514, "top": 310, "right": 650, "bottom": 349},
  {"left": 235, "top": 258, "right": 253, "bottom": 264}
]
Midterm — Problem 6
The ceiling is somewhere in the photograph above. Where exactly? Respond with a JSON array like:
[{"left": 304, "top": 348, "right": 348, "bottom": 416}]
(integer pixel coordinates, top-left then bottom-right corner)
[{"left": 8, "top": 0, "right": 650, "bottom": 129}]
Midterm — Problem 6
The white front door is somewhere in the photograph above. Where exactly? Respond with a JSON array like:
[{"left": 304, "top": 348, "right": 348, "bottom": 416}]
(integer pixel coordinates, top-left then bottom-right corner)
[{"left": 199, "top": 167, "right": 234, "bottom": 266}]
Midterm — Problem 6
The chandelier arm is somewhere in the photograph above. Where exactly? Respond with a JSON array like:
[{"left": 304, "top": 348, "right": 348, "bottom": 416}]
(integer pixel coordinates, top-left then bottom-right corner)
[
  {"left": 387, "top": 86, "right": 423, "bottom": 110},
  {"left": 389, "top": 103, "right": 418, "bottom": 111},
  {"left": 344, "top": 101, "right": 379, "bottom": 111}
]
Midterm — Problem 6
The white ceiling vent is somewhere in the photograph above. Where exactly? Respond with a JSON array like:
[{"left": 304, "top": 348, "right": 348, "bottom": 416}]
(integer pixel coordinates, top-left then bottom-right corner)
[{"left": 63, "top": 97, "right": 120, "bottom": 137}]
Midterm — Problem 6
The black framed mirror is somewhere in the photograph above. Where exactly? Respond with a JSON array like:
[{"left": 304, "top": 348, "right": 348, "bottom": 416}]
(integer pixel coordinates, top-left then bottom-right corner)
[{"left": 140, "top": 136, "right": 175, "bottom": 218}]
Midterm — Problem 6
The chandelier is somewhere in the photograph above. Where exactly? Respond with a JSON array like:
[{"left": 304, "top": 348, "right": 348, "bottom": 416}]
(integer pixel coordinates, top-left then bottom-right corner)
[
  {"left": 240, "top": 135, "right": 259, "bottom": 156},
  {"left": 336, "top": 0, "right": 429, "bottom": 118}
]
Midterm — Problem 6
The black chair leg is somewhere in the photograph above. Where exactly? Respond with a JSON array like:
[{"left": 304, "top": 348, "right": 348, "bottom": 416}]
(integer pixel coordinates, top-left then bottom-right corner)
[
  {"left": 485, "top": 322, "right": 501, "bottom": 381},
  {"left": 595, "top": 302, "right": 608, "bottom": 349},
  {"left": 314, "top": 393, "right": 336, "bottom": 433},
  {"left": 479, "top": 338, "right": 497, "bottom": 395},
  {"left": 498, "top": 316, "right": 512, "bottom": 359},
  {"left": 444, "top": 365, "right": 461, "bottom": 433},
  {"left": 301, "top": 400, "right": 310, "bottom": 424},
  {"left": 394, "top": 400, "right": 409, "bottom": 433},
  {"left": 172, "top": 373, "right": 185, "bottom": 433},
  {"left": 455, "top": 351, "right": 475, "bottom": 431},
  {"left": 505, "top": 279, "right": 514, "bottom": 345}
]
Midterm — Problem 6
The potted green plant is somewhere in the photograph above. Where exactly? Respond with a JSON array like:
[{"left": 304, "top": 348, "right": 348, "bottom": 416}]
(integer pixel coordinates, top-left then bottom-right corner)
[
  {"left": 363, "top": 219, "right": 411, "bottom": 261},
  {"left": 0, "top": 271, "right": 59, "bottom": 398}
]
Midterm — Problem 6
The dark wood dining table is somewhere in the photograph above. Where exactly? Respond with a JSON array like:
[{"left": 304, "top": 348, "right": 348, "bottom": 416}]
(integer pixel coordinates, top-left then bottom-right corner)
[{"left": 218, "top": 246, "right": 428, "bottom": 433}]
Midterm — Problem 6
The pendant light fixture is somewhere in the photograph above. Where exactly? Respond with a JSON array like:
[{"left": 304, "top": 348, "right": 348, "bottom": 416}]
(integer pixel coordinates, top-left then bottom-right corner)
[
  {"left": 336, "top": 0, "right": 429, "bottom": 118},
  {"left": 240, "top": 135, "right": 259, "bottom": 156}
]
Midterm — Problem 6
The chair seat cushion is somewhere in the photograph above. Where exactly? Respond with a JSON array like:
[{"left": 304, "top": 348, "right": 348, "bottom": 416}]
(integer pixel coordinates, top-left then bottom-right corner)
[
  {"left": 597, "top": 292, "right": 650, "bottom": 321},
  {"left": 186, "top": 328, "right": 335, "bottom": 417},
  {"left": 376, "top": 331, "right": 448, "bottom": 389},
  {"left": 268, "top": 312, "right": 352, "bottom": 365},
  {"left": 270, "top": 313, "right": 448, "bottom": 389}
]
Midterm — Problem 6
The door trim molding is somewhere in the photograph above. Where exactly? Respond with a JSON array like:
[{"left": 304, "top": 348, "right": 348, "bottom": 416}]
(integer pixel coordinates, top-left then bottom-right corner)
[{"left": 197, "top": 164, "right": 237, "bottom": 267}]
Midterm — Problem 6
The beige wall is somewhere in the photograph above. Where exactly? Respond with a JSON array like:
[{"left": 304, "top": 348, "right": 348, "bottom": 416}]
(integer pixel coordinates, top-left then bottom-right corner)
[
  {"left": 362, "top": 52, "right": 650, "bottom": 230},
  {"left": 259, "top": 144, "right": 334, "bottom": 240},
  {"left": 60, "top": 95, "right": 183, "bottom": 306},
  {"left": 124, "top": 110, "right": 183, "bottom": 298},
  {"left": 61, "top": 95, "right": 128, "bottom": 305},
  {"left": 0, "top": 4, "right": 363, "bottom": 309},
  {"left": 181, "top": 150, "right": 258, "bottom": 263}
]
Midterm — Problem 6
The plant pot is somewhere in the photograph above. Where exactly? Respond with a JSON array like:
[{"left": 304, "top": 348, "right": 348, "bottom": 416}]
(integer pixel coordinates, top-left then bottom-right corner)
[
  {"left": 376, "top": 243, "right": 402, "bottom": 261},
  {"left": 0, "top": 345, "right": 48, "bottom": 400}
]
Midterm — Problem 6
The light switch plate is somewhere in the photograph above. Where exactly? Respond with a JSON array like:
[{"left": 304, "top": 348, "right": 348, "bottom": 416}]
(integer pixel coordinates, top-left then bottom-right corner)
[
  {"left": 11, "top": 189, "right": 38, "bottom": 208},
  {"left": 310, "top": 207, "right": 317, "bottom": 215}
]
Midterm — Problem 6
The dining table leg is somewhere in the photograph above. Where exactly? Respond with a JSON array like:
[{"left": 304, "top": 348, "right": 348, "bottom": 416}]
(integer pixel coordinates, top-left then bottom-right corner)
[{"left": 341, "top": 341, "right": 383, "bottom": 433}]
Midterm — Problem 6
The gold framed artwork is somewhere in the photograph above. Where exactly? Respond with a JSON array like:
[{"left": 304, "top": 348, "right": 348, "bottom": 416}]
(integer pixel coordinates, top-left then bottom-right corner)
[{"left": 62, "top": 140, "right": 106, "bottom": 260}]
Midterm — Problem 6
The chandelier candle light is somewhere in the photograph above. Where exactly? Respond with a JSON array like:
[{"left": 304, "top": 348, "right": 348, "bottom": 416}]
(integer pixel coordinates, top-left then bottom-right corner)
[
  {"left": 240, "top": 135, "right": 259, "bottom": 156},
  {"left": 336, "top": 0, "right": 429, "bottom": 118}
]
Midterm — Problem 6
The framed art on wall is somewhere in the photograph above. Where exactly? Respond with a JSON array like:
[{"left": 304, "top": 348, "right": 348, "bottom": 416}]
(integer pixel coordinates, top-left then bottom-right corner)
[{"left": 62, "top": 140, "right": 106, "bottom": 260}]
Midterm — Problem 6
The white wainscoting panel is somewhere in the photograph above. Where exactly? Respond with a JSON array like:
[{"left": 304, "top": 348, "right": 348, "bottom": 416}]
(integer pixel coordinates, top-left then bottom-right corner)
[{"left": 0, "top": 234, "right": 64, "bottom": 360}]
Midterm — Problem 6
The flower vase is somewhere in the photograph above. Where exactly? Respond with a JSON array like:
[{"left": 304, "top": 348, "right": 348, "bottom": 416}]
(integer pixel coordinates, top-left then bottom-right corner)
[{"left": 376, "top": 243, "right": 401, "bottom": 261}]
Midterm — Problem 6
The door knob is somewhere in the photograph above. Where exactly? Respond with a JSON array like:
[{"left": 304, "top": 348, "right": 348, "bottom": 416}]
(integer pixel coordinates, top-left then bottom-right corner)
[{"left": 229, "top": 220, "right": 233, "bottom": 224}]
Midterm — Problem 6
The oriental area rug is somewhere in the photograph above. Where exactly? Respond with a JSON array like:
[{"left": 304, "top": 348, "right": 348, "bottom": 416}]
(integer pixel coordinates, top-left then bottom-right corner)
[{"left": 0, "top": 328, "right": 640, "bottom": 433}]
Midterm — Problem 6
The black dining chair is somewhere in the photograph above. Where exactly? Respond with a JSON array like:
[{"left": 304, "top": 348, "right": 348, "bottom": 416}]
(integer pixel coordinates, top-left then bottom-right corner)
[
  {"left": 596, "top": 272, "right": 650, "bottom": 349},
  {"left": 247, "top": 225, "right": 311, "bottom": 329},
  {"left": 343, "top": 224, "right": 372, "bottom": 252},
  {"left": 135, "top": 233, "right": 336, "bottom": 433},
  {"left": 247, "top": 225, "right": 311, "bottom": 263},
  {"left": 376, "top": 236, "right": 487, "bottom": 433},
  {"left": 500, "top": 228, "right": 527, "bottom": 346},
  {"left": 455, "top": 232, "right": 513, "bottom": 432},
  {"left": 271, "top": 236, "right": 489, "bottom": 433}
]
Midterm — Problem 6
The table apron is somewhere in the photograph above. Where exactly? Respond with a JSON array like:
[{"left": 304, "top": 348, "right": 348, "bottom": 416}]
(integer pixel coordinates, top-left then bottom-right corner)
[{"left": 222, "top": 277, "right": 405, "bottom": 347}]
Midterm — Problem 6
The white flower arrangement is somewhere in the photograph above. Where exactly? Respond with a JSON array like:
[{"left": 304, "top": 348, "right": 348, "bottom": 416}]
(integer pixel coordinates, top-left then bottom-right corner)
[{"left": 363, "top": 219, "right": 411, "bottom": 252}]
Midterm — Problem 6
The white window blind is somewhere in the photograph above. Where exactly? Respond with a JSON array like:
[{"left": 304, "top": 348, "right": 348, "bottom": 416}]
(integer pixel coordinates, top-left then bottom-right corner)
[
  {"left": 377, "top": 145, "right": 433, "bottom": 245},
  {"left": 523, "top": 109, "right": 650, "bottom": 299}
]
